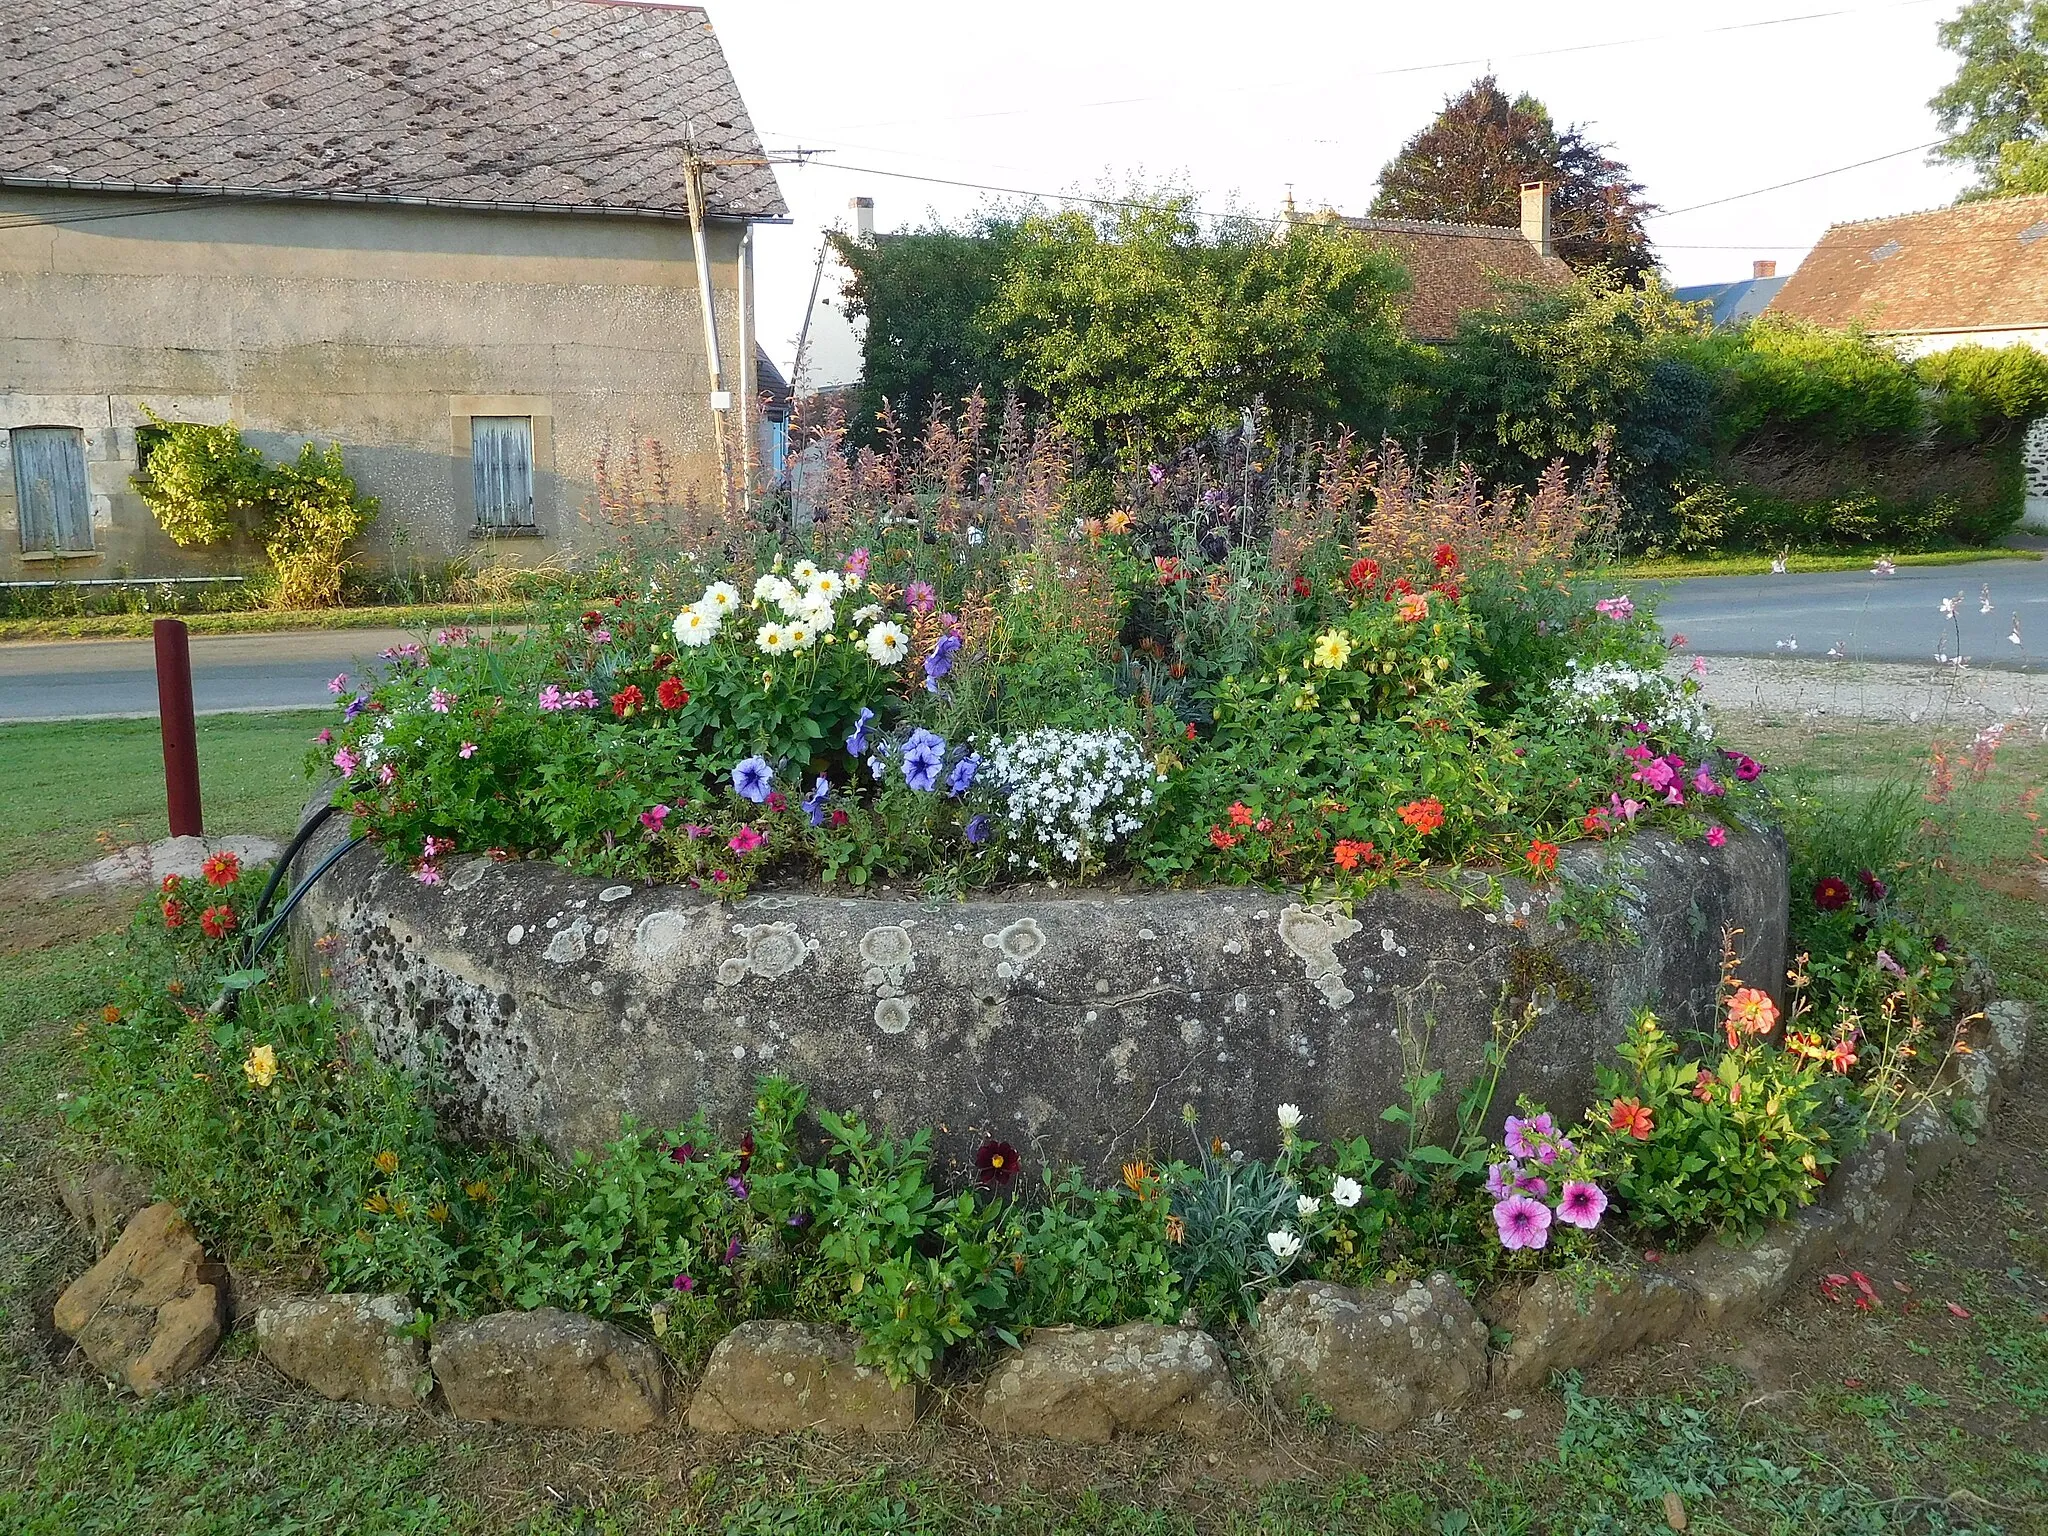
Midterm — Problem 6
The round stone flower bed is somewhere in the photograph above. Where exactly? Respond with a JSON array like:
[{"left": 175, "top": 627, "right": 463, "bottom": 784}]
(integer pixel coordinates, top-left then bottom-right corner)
[
  {"left": 49, "top": 999, "right": 2031, "bottom": 1436},
  {"left": 289, "top": 801, "right": 1788, "bottom": 1172}
]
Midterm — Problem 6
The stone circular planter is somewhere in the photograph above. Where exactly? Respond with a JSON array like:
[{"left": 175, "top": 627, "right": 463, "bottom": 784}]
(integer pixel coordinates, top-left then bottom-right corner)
[{"left": 290, "top": 803, "right": 1786, "bottom": 1175}]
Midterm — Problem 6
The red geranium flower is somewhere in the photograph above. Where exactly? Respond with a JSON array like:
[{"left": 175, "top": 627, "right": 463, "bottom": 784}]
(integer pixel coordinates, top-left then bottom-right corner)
[
  {"left": 1525, "top": 839, "right": 1560, "bottom": 876},
  {"left": 161, "top": 897, "right": 186, "bottom": 929},
  {"left": 1812, "top": 876, "right": 1852, "bottom": 913},
  {"left": 1396, "top": 798, "right": 1445, "bottom": 836},
  {"left": 201, "top": 850, "right": 241, "bottom": 888},
  {"left": 1331, "top": 838, "right": 1376, "bottom": 871},
  {"left": 199, "top": 904, "right": 237, "bottom": 939},
  {"left": 1345, "top": 557, "right": 1381, "bottom": 593},
  {"left": 1227, "top": 802, "right": 1254, "bottom": 827},
  {"left": 975, "top": 1139, "right": 1020, "bottom": 1190},
  {"left": 1209, "top": 826, "right": 1240, "bottom": 850},
  {"left": 610, "top": 684, "right": 645, "bottom": 719}
]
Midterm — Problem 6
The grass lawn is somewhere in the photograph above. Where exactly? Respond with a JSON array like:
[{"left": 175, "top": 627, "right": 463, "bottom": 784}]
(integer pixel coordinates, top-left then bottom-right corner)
[
  {"left": 0, "top": 709, "right": 2041, "bottom": 1534},
  {"left": 1608, "top": 547, "right": 2042, "bottom": 580},
  {"left": 0, "top": 601, "right": 537, "bottom": 644}
]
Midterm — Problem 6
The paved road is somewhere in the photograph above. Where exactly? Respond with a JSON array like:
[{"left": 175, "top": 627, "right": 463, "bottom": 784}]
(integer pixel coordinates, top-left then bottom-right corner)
[
  {"left": 0, "top": 564, "right": 2042, "bottom": 723},
  {"left": 0, "top": 628, "right": 421, "bottom": 722},
  {"left": 1648, "top": 558, "right": 2047, "bottom": 669}
]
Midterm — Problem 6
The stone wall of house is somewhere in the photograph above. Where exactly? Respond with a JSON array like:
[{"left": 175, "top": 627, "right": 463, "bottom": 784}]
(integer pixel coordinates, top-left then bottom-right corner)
[{"left": 0, "top": 188, "right": 757, "bottom": 584}]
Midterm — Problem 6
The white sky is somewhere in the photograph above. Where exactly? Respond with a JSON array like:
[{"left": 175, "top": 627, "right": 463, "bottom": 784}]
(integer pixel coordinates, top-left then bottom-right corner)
[{"left": 706, "top": 0, "right": 1978, "bottom": 376}]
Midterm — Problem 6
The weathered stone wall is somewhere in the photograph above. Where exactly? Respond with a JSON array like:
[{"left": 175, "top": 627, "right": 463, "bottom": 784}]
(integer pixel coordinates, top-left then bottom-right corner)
[
  {"left": 0, "top": 188, "right": 751, "bottom": 581},
  {"left": 292, "top": 807, "right": 1786, "bottom": 1178}
]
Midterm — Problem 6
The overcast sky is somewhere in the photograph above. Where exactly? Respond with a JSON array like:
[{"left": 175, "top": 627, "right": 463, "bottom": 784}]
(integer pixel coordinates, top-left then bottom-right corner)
[{"left": 704, "top": 0, "right": 1977, "bottom": 375}]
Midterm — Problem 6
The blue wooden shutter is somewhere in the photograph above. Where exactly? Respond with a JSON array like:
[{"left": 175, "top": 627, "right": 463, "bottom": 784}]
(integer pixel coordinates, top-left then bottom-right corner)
[
  {"left": 471, "top": 417, "right": 534, "bottom": 529},
  {"left": 12, "top": 427, "right": 93, "bottom": 553}
]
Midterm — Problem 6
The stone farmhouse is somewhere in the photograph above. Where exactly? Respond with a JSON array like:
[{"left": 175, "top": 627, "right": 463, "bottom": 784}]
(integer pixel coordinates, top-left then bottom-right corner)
[{"left": 0, "top": 0, "right": 786, "bottom": 584}]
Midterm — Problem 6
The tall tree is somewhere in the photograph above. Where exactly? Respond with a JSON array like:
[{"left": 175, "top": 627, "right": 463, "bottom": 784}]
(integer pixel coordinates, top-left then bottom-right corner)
[
  {"left": 1371, "top": 76, "right": 1658, "bottom": 284},
  {"left": 1931, "top": 0, "right": 2048, "bottom": 197}
]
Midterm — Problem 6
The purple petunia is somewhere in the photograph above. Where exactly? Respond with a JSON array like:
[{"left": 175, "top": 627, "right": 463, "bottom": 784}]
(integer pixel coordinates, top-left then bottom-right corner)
[
  {"left": 672, "top": 1273, "right": 695, "bottom": 1292},
  {"left": 726, "top": 1175, "right": 750, "bottom": 1199},
  {"left": 1503, "top": 1115, "right": 1538, "bottom": 1160},
  {"left": 846, "top": 707, "right": 874, "bottom": 758},
  {"left": 732, "top": 756, "right": 774, "bottom": 804},
  {"left": 1557, "top": 1181, "right": 1608, "bottom": 1230},
  {"left": 803, "top": 776, "right": 832, "bottom": 826},
  {"left": 901, "top": 728, "right": 946, "bottom": 793},
  {"left": 964, "top": 814, "right": 991, "bottom": 845},
  {"left": 945, "top": 752, "right": 980, "bottom": 798},
  {"left": 1493, "top": 1194, "right": 1553, "bottom": 1251},
  {"left": 923, "top": 633, "right": 963, "bottom": 694},
  {"left": 1512, "top": 1171, "right": 1550, "bottom": 1198},
  {"left": 1485, "top": 1162, "right": 1517, "bottom": 1199}
]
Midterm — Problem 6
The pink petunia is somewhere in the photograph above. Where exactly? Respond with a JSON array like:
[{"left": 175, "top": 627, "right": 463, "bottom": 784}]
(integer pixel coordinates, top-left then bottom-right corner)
[
  {"left": 1557, "top": 1181, "right": 1608, "bottom": 1230},
  {"left": 315, "top": 728, "right": 332, "bottom": 745},
  {"left": 1493, "top": 1194, "right": 1553, "bottom": 1251},
  {"left": 1706, "top": 824, "right": 1728, "bottom": 848},
  {"left": 327, "top": 673, "right": 348, "bottom": 695},
  {"left": 640, "top": 804, "right": 671, "bottom": 833},
  {"left": 728, "top": 825, "right": 764, "bottom": 854}
]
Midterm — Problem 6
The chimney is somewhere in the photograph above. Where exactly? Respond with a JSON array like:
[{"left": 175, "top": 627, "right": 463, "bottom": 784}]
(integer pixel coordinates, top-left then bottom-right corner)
[
  {"left": 1753, "top": 259, "right": 1777, "bottom": 279},
  {"left": 1520, "top": 181, "right": 1553, "bottom": 259},
  {"left": 849, "top": 196, "right": 875, "bottom": 241}
]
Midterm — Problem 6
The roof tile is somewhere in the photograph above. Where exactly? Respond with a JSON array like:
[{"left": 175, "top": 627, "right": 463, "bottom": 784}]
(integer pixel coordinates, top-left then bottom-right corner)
[{"left": 1770, "top": 196, "right": 2048, "bottom": 335}]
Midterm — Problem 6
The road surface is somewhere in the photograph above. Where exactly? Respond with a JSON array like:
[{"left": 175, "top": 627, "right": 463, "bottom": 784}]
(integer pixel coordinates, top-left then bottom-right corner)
[
  {"left": 0, "top": 563, "right": 2041, "bottom": 723},
  {"left": 1647, "top": 558, "right": 2046, "bottom": 669},
  {"left": 0, "top": 628, "right": 424, "bottom": 722}
]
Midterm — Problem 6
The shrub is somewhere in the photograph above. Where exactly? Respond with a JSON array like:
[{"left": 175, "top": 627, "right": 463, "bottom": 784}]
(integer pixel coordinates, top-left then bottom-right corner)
[
  {"left": 1694, "top": 318, "right": 1925, "bottom": 445},
  {"left": 1915, "top": 341, "right": 2048, "bottom": 441}
]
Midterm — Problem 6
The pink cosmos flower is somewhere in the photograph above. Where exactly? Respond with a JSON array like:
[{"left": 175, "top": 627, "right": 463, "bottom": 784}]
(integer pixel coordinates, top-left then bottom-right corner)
[
  {"left": 640, "top": 804, "right": 671, "bottom": 833},
  {"left": 845, "top": 547, "right": 870, "bottom": 579},
  {"left": 459, "top": 741, "right": 477, "bottom": 759},
  {"left": 1493, "top": 1194, "right": 1553, "bottom": 1251},
  {"left": 905, "top": 581, "right": 936, "bottom": 614},
  {"left": 333, "top": 747, "right": 359, "bottom": 775},
  {"left": 1557, "top": 1181, "right": 1608, "bottom": 1230},
  {"left": 429, "top": 688, "right": 454, "bottom": 713},
  {"left": 327, "top": 673, "right": 349, "bottom": 695},
  {"left": 1706, "top": 824, "right": 1728, "bottom": 848},
  {"left": 728, "top": 825, "right": 764, "bottom": 854}
]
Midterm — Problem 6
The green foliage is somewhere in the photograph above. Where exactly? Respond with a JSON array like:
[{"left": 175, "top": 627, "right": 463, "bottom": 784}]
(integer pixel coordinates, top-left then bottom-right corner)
[
  {"left": 1588, "top": 1014, "right": 1836, "bottom": 1239},
  {"left": 1372, "top": 74, "right": 1657, "bottom": 282},
  {"left": 132, "top": 415, "right": 379, "bottom": 608},
  {"left": 1931, "top": 0, "right": 2048, "bottom": 190},
  {"left": 985, "top": 199, "right": 1415, "bottom": 458},
  {"left": 1916, "top": 341, "right": 2048, "bottom": 439},
  {"left": 1693, "top": 319, "right": 1925, "bottom": 445}
]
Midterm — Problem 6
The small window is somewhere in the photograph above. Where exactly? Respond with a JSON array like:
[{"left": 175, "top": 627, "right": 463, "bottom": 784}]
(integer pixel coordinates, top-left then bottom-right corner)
[
  {"left": 471, "top": 417, "right": 535, "bottom": 530},
  {"left": 12, "top": 426, "right": 94, "bottom": 554}
]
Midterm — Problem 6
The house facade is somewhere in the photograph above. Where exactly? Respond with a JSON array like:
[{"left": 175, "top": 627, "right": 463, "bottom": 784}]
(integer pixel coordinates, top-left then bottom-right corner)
[
  {"left": 1769, "top": 195, "right": 2048, "bottom": 529},
  {"left": 0, "top": 0, "right": 786, "bottom": 584}
]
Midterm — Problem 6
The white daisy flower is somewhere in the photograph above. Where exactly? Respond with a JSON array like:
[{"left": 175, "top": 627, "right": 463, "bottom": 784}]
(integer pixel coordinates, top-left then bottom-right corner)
[
  {"left": 784, "top": 622, "right": 814, "bottom": 652},
  {"left": 841, "top": 570, "right": 864, "bottom": 594},
  {"left": 791, "top": 559, "right": 820, "bottom": 584},
  {"left": 864, "top": 622, "right": 910, "bottom": 666},
  {"left": 701, "top": 582, "right": 740, "bottom": 614},
  {"left": 751, "top": 573, "right": 785, "bottom": 603},
  {"left": 808, "top": 570, "right": 843, "bottom": 603},
  {"left": 756, "top": 622, "right": 787, "bottom": 654},
  {"left": 673, "top": 606, "right": 719, "bottom": 647},
  {"left": 852, "top": 603, "right": 883, "bottom": 626}
]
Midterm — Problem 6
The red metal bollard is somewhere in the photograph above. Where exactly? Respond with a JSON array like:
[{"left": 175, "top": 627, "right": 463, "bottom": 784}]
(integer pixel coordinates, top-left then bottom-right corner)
[{"left": 153, "top": 618, "right": 203, "bottom": 838}]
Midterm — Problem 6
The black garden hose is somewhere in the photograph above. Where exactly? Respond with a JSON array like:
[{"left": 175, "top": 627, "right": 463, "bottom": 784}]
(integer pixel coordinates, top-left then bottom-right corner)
[{"left": 216, "top": 811, "right": 365, "bottom": 1020}]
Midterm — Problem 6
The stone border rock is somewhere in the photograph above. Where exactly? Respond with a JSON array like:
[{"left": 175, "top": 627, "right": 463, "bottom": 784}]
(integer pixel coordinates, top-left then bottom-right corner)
[{"left": 49, "top": 1000, "right": 2029, "bottom": 1439}]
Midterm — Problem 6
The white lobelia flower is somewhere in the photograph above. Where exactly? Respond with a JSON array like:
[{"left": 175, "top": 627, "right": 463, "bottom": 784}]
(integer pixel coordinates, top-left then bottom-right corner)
[
  {"left": 1266, "top": 1230, "right": 1303, "bottom": 1262},
  {"left": 864, "top": 621, "right": 910, "bottom": 665},
  {"left": 701, "top": 581, "right": 741, "bottom": 614},
  {"left": 1296, "top": 1194, "right": 1321, "bottom": 1219},
  {"left": 756, "top": 622, "right": 788, "bottom": 654},
  {"left": 673, "top": 606, "right": 719, "bottom": 647},
  {"left": 1276, "top": 1103, "right": 1303, "bottom": 1132},
  {"left": 1329, "top": 1175, "right": 1363, "bottom": 1209}
]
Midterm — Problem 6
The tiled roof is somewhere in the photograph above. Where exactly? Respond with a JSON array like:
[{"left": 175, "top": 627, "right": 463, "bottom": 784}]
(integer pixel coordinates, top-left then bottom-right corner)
[
  {"left": 1332, "top": 215, "right": 1573, "bottom": 340},
  {"left": 1673, "top": 275, "right": 1787, "bottom": 329},
  {"left": 0, "top": 0, "right": 785, "bottom": 220},
  {"left": 1770, "top": 197, "right": 2048, "bottom": 335}
]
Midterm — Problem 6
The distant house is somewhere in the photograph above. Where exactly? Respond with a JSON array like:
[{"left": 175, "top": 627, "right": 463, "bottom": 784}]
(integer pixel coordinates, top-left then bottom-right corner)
[
  {"left": 0, "top": 0, "right": 786, "bottom": 584},
  {"left": 1769, "top": 195, "right": 2048, "bottom": 529},
  {"left": 1673, "top": 261, "right": 1788, "bottom": 329},
  {"left": 1291, "top": 182, "right": 1574, "bottom": 342}
]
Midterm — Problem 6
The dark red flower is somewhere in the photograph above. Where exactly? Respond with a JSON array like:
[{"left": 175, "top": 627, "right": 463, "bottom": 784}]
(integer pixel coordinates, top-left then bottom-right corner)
[
  {"left": 829, "top": 809, "right": 850, "bottom": 827},
  {"left": 1291, "top": 575, "right": 1313, "bottom": 598},
  {"left": 1431, "top": 581, "right": 1462, "bottom": 600},
  {"left": 610, "top": 684, "right": 644, "bottom": 719},
  {"left": 975, "top": 1139, "right": 1020, "bottom": 1189},
  {"left": 161, "top": 897, "right": 186, "bottom": 929},
  {"left": 1345, "top": 557, "right": 1380, "bottom": 593},
  {"left": 1392, "top": 577, "right": 1415, "bottom": 596},
  {"left": 656, "top": 677, "right": 689, "bottom": 710},
  {"left": 581, "top": 610, "right": 604, "bottom": 631},
  {"left": 1813, "top": 876, "right": 1852, "bottom": 913},
  {"left": 1432, "top": 543, "right": 1459, "bottom": 571},
  {"left": 737, "top": 1131, "right": 755, "bottom": 1171},
  {"left": 1856, "top": 868, "right": 1887, "bottom": 902}
]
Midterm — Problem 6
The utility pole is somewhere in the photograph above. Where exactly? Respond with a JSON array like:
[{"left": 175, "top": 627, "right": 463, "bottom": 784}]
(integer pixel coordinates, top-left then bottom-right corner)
[{"left": 681, "top": 129, "right": 734, "bottom": 516}]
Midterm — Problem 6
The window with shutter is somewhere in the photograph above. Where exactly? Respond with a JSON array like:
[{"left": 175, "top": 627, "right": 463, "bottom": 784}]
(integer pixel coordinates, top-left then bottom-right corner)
[
  {"left": 11, "top": 427, "right": 94, "bottom": 554},
  {"left": 470, "top": 417, "right": 535, "bottom": 530}
]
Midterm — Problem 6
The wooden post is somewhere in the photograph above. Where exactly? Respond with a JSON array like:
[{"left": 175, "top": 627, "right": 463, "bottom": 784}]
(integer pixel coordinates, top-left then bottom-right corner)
[{"left": 153, "top": 618, "right": 202, "bottom": 838}]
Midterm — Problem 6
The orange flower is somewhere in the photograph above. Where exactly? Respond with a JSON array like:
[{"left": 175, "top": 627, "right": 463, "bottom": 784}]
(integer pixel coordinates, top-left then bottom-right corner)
[
  {"left": 1105, "top": 509, "right": 1133, "bottom": 534},
  {"left": 374, "top": 1150, "right": 400, "bottom": 1175},
  {"left": 1121, "top": 1160, "right": 1153, "bottom": 1196},
  {"left": 1724, "top": 986, "right": 1779, "bottom": 1048},
  {"left": 199, "top": 904, "right": 237, "bottom": 939},
  {"left": 159, "top": 873, "right": 182, "bottom": 896},
  {"left": 1396, "top": 592, "right": 1430, "bottom": 624},
  {"left": 1525, "top": 839, "right": 1560, "bottom": 876},
  {"left": 1396, "top": 798, "right": 1445, "bottom": 836},
  {"left": 1608, "top": 1097, "right": 1654, "bottom": 1140},
  {"left": 200, "top": 850, "right": 241, "bottom": 888},
  {"left": 101, "top": 1003, "right": 122, "bottom": 1024},
  {"left": 1227, "top": 802, "right": 1255, "bottom": 827},
  {"left": 1332, "top": 839, "right": 1375, "bottom": 871},
  {"left": 1208, "top": 826, "right": 1240, "bottom": 850}
]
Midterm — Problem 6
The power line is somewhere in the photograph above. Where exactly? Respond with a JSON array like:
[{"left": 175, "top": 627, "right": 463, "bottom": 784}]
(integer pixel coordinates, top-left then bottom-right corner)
[{"left": 1650, "top": 141, "right": 1945, "bottom": 218}]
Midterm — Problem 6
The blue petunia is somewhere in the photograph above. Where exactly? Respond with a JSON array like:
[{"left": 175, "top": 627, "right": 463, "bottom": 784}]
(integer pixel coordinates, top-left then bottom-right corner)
[
  {"left": 944, "top": 752, "right": 980, "bottom": 798},
  {"left": 846, "top": 707, "right": 874, "bottom": 757},
  {"left": 964, "top": 814, "right": 991, "bottom": 845},
  {"left": 901, "top": 728, "right": 946, "bottom": 793},
  {"left": 802, "top": 775, "right": 831, "bottom": 826},
  {"left": 732, "top": 756, "right": 774, "bottom": 803}
]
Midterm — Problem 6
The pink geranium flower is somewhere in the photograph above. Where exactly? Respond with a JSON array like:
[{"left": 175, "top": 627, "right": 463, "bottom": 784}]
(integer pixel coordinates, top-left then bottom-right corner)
[
  {"left": 429, "top": 688, "right": 454, "bottom": 713},
  {"left": 333, "top": 747, "right": 359, "bottom": 775},
  {"left": 459, "top": 741, "right": 477, "bottom": 759}
]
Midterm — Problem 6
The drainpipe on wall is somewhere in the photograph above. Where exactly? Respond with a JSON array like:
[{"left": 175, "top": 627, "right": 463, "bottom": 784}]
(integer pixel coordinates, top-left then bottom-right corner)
[
  {"left": 738, "top": 223, "right": 753, "bottom": 516},
  {"left": 682, "top": 138, "right": 733, "bottom": 514}
]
